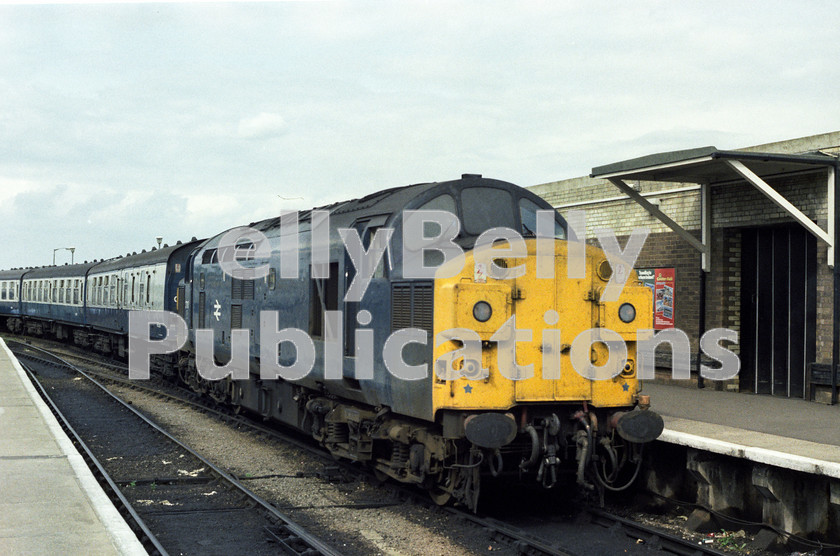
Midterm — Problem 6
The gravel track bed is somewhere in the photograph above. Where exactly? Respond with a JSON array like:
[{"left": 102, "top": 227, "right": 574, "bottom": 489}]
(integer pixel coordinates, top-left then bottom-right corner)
[
  {"left": 110, "top": 384, "right": 517, "bottom": 555},
  {"left": 20, "top": 355, "right": 296, "bottom": 555}
]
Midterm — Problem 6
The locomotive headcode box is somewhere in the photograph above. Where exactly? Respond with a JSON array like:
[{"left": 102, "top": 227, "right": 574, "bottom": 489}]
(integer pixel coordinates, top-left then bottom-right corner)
[{"left": 636, "top": 267, "right": 675, "bottom": 330}]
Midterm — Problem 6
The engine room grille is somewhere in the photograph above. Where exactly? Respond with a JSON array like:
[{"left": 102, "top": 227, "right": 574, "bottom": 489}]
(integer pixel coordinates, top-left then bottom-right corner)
[
  {"left": 231, "top": 278, "right": 255, "bottom": 300},
  {"left": 231, "top": 304, "right": 242, "bottom": 329},
  {"left": 391, "top": 282, "right": 433, "bottom": 334},
  {"left": 198, "top": 291, "right": 206, "bottom": 328}
]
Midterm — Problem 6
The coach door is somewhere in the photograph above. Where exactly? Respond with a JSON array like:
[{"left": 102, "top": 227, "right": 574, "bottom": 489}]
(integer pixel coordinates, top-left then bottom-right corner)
[{"left": 740, "top": 224, "right": 817, "bottom": 398}]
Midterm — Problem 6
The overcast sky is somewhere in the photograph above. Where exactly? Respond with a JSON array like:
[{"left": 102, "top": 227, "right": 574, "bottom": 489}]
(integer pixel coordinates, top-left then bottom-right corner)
[{"left": 1, "top": 1, "right": 838, "bottom": 270}]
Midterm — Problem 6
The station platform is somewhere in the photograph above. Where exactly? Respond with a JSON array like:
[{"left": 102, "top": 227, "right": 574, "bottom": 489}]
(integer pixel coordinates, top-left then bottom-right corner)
[
  {"left": 643, "top": 380, "right": 840, "bottom": 477},
  {"left": 0, "top": 339, "right": 146, "bottom": 555}
]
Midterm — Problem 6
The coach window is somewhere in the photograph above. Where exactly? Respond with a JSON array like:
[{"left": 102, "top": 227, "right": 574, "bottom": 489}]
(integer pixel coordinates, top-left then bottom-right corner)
[
  {"left": 461, "top": 187, "right": 515, "bottom": 236},
  {"left": 146, "top": 274, "right": 151, "bottom": 305},
  {"left": 131, "top": 276, "right": 136, "bottom": 304},
  {"left": 1, "top": 283, "right": 6, "bottom": 300},
  {"left": 268, "top": 268, "right": 276, "bottom": 290}
]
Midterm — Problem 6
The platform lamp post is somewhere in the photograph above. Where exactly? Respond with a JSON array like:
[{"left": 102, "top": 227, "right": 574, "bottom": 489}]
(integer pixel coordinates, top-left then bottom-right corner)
[{"left": 53, "top": 247, "right": 75, "bottom": 265}]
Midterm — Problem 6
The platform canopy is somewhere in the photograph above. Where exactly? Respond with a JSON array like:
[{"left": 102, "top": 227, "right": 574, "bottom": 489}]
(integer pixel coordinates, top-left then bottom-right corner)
[{"left": 590, "top": 146, "right": 838, "bottom": 271}]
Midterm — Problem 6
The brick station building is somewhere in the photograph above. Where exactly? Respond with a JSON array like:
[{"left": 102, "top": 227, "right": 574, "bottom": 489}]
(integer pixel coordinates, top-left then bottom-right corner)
[{"left": 529, "top": 131, "right": 840, "bottom": 400}]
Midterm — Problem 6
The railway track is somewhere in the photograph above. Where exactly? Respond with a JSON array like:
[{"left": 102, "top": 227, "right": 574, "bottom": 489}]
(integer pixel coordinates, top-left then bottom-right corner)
[
  {"left": 8, "top": 339, "right": 342, "bottom": 556},
  {"left": 8, "top": 337, "right": 731, "bottom": 556}
]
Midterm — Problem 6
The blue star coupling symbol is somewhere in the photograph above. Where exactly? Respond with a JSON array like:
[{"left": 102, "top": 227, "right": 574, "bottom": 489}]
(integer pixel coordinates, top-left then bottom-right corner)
[
  {"left": 464, "top": 384, "right": 473, "bottom": 394},
  {"left": 621, "top": 382, "right": 630, "bottom": 391}
]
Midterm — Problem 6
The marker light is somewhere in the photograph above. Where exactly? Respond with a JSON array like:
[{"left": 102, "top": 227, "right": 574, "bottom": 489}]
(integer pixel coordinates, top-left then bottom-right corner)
[
  {"left": 473, "top": 301, "right": 492, "bottom": 322},
  {"left": 618, "top": 303, "right": 636, "bottom": 323}
]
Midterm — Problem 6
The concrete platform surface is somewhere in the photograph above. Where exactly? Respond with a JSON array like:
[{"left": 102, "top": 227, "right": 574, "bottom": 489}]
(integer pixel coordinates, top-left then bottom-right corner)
[
  {"left": 643, "top": 381, "right": 840, "bottom": 476},
  {"left": 0, "top": 339, "right": 147, "bottom": 555}
]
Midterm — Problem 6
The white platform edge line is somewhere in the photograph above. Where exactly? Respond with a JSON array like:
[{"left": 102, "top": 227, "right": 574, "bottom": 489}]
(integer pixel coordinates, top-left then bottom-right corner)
[
  {"left": 659, "top": 428, "right": 840, "bottom": 479},
  {"left": 1, "top": 339, "right": 148, "bottom": 556}
]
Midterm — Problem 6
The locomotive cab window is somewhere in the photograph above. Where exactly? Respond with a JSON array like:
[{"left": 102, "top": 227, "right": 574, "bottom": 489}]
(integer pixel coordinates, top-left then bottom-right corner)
[
  {"left": 201, "top": 248, "right": 218, "bottom": 265},
  {"left": 417, "top": 194, "right": 458, "bottom": 267},
  {"left": 461, "top": 187, "right": 515, "bottom": 236},
  {"left": 418, "top": 194, "right": 457, "bottom": 237},
  {"left": 519, "top": 198, "right": 566, "bottom": 240}
]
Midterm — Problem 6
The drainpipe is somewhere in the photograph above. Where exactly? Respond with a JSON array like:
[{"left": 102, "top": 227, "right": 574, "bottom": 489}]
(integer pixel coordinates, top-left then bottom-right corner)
[
  {"left": 697, "top": 270, "right": 706, "bottom": 389},
  {"left": 833, "top": 162, "right": 840, "bottom": 404}
]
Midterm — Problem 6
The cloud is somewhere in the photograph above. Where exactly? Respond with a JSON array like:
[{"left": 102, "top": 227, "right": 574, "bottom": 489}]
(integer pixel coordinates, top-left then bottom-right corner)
[
  {"left": 237, "top": 112, "right": 287, "bottom": 140},
  {"left": 0, "top": 2, "right": 838, "bottom": 271}
]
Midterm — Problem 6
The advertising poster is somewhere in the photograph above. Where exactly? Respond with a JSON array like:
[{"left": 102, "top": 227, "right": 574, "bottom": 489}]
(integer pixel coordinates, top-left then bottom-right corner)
[{"left": 636, "top": 267, "right": 675, "bottom": 330}]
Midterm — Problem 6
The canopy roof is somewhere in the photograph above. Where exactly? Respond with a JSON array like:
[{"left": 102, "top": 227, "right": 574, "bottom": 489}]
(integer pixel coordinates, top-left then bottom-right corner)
[
  {"left": 589, "top": 146, "right": 839, "bottom": 272},
  {"left": 591, "top": 146, "right": 836, "bottom": 183}
]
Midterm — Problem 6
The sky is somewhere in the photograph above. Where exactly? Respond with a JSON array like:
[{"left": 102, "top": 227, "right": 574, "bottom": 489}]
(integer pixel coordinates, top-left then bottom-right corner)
[{"left": 0, "top": 1, "right": 838, "bottom": 270}]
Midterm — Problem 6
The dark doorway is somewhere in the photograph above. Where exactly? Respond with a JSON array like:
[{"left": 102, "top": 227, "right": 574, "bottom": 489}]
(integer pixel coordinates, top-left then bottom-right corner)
[{"left": 740, "top": 225, "right": 817, "bottom": 397}]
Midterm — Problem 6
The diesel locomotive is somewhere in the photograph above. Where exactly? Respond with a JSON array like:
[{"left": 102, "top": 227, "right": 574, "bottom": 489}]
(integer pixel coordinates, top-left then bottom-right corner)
[{"left": 1, "top": 175, "right": 662, "bottom": 510}]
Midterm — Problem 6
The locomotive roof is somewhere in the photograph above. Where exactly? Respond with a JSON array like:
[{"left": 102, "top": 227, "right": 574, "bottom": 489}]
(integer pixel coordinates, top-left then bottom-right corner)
[
  {"left": 249, "top": 175, "right": 537, "bottom": 233},
  {"left": 250, "top": 180, "right": 441, "bottom": 232}
]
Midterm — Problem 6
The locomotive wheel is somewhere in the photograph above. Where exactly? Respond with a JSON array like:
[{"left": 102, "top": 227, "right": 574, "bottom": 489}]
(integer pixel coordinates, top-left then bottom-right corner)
[
  {"left": 429, "top": 487, "right": 452, "bottom": 506},
  {"left": 428, "top": 469, "right": 456, "bottom": 505}
]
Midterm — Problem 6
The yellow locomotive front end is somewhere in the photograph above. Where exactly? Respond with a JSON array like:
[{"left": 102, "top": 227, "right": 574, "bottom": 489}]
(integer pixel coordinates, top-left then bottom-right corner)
[{"left": 431, "top": 239, "right": 662, "bottom": 500}]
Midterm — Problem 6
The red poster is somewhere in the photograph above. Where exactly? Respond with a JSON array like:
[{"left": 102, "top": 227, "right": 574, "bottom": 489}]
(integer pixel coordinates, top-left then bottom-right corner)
[
  {"left": 636, "top": 267, "right": 675, "bottom": 330},
  {"left": 652, "top": 268, "right": 675, "bottom": 329}
]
